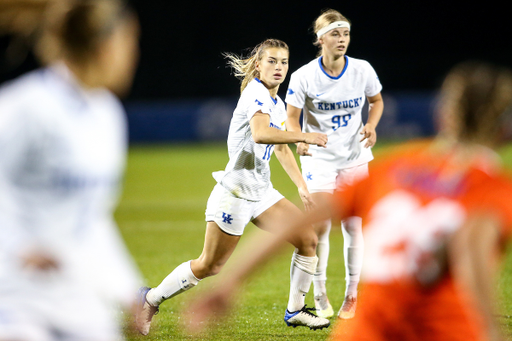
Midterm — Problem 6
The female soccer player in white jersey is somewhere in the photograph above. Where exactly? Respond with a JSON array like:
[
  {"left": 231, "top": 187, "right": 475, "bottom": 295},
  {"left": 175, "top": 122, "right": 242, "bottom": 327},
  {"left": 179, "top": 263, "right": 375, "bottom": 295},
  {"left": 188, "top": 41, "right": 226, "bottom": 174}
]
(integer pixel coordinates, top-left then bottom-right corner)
[
  {"left": 0, "top": 1, "right": 142, "bottom": 340},
  {"left": 285, "top": 9, "right": 384, "bottom": 319},
  {"left": 135, "top": 39, "right": 330, "bottom": 333}
]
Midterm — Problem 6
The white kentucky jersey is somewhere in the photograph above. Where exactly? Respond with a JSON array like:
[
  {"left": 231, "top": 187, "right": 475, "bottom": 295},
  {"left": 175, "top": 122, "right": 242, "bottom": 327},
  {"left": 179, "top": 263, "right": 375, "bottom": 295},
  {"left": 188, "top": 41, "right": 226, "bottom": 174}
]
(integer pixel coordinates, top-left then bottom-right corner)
[
  {"left": 215, "top": 78, "right": 286, "bottom": 201},
  {"left": 0, "top": 64, "right": 141, "bottom": 307},
  {"left": 286, "top": 55, "right": 382, "bottom": 169}
]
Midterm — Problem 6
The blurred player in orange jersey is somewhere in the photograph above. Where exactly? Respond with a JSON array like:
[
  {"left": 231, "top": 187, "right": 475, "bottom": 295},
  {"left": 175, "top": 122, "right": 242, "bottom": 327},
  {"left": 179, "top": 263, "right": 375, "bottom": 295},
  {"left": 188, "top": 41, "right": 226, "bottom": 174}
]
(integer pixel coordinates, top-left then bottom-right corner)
[
  {"left": 327, "top": 61, "right": 512, "bottom": 341},
  {"left": 182, "top": 61, "right": 512, "bottom": 341}
]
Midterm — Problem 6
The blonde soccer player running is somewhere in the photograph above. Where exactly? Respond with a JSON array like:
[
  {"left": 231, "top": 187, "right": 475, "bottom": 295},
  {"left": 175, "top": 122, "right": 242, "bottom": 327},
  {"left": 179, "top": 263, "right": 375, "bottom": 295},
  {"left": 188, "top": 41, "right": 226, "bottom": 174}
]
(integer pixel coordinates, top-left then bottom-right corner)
[
  {"left": 135, "top": 39, "right": 330, "bottom": 334},
  {"left": 285, "top": 9, "right": 384, "bottom": 319}
]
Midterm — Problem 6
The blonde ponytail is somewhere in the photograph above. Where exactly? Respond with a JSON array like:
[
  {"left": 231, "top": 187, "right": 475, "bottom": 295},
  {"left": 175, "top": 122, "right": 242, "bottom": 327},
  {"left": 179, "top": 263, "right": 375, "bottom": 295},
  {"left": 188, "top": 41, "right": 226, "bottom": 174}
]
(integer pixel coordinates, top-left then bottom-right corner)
[{"left": 225, "top": 38, "right": 288, "bottom": 93}]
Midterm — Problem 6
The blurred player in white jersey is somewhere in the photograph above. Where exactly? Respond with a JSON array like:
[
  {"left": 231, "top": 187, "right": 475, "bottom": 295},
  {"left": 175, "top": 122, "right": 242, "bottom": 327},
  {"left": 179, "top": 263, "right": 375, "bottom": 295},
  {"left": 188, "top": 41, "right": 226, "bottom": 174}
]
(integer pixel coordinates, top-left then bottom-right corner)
[
  {"left": 285, "top": 8, "right": 384, "bottom": 319},
  {"left": 135, "top": 38, "right": 331, "bottom": 334},
  {"left": 0, "top": 1, "right": 142, "bottom": 340}
]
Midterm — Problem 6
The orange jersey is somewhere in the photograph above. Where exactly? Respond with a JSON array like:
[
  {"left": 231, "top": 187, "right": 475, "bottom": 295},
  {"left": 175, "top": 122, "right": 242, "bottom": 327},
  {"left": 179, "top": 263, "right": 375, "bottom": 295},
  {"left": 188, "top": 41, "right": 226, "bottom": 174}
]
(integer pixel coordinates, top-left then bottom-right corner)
[{"left": 330, "top": 140, "right": 512, "bottom": 341}]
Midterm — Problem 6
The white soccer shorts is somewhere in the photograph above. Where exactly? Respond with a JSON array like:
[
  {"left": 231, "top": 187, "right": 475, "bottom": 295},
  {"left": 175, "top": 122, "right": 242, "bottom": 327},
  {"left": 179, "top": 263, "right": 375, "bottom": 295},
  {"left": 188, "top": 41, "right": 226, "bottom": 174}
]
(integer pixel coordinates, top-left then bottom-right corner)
[
  {"left": 205, "top": 184, "right": 284, "bottom": 236},
  {"left": 301, "top": 161, "right": 369, "bottom": 194}
]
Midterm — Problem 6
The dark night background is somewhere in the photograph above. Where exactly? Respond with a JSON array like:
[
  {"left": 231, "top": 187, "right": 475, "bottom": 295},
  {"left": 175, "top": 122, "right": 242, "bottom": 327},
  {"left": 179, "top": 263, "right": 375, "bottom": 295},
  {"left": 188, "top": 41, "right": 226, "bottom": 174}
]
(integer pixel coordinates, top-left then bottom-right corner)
[
  {"left": 2, "top": 0, "right": 511, "bottom": 101},
  {"left": 129, "top": 0, "right": 512, "bottom": 100}
]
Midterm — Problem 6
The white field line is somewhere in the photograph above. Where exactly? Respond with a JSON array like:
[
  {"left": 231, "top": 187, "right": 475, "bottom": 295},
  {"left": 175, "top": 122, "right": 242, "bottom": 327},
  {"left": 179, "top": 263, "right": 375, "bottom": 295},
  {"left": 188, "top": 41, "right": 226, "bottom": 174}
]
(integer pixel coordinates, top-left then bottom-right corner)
[
  {"left": 117, "top": 198, "right": 205, "bottom": 211},
  {"left": 120, "top": 220, "right": 205, "bottom": 231}
]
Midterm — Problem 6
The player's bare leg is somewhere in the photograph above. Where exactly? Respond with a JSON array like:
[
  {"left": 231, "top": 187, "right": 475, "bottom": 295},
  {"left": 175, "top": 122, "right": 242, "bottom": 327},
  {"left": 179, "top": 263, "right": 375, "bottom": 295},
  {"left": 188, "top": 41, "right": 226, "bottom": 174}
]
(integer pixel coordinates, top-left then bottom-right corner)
[
  {"left": 190, "top": 222, "right": 241, "bottom": 279},
  {"left": 253, "top": 199, "right": 330, "bottom": 330},
  {"left": 309, "top": 192, "right": 335, "bottom": 318},
  {"left": 135, "top": 222, "right": 240, "bottom": 335}
]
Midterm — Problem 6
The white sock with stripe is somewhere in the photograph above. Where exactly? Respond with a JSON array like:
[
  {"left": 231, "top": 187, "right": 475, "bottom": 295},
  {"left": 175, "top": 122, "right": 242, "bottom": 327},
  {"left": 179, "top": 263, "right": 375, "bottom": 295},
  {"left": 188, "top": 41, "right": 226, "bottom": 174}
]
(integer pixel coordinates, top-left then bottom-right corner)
[
  {"left": 146, "top": 260, "right": 200, "bottom": 306},
  {"left": 287, "top": 251, "right": 318, "bottom": 312}
]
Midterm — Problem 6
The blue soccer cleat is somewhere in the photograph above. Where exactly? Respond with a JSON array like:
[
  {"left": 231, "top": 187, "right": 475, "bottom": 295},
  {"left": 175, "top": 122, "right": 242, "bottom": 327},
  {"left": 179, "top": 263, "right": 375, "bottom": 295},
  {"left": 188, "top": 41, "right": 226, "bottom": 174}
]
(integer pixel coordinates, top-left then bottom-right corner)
[{"left": 284, "top": 305, "right": 330, "bottom": 330}]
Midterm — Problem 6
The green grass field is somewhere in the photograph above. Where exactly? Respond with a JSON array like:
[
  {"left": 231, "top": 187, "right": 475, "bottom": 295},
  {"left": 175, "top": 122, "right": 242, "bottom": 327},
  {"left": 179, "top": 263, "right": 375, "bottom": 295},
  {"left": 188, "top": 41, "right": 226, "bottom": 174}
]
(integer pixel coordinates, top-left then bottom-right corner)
[{"left": 116, "top": 142, "right": 512, "bottom": 341}]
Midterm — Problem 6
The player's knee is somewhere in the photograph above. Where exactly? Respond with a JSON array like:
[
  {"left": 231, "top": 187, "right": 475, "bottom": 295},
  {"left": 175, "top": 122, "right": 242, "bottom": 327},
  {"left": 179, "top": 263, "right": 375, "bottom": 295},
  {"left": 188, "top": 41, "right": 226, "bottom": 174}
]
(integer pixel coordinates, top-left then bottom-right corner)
[
  {"left": 310, "top": 232, "right": 319, "bottom": 250},
  {"left": 298, "top": 229, "right": 318, "bottom": 253},
  {"left": 343, "top": 217, "right": 363, "bottom": 235}
]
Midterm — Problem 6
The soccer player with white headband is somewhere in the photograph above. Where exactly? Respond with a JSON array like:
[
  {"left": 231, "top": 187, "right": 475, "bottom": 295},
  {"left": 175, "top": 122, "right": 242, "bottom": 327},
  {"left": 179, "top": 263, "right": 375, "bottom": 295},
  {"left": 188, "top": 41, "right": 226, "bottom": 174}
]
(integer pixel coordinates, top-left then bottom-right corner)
[{"left": 285, "top": 8, "right": 384, "bottom": 319}]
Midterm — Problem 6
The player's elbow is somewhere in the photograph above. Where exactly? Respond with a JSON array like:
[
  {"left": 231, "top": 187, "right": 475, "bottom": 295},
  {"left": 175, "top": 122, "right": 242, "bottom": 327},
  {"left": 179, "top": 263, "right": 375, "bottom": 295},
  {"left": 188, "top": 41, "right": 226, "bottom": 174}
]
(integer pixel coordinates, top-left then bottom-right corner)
[
  {"left": 252, "top": 135, "right": 264, "bottom": 144},
  {"left": 252, "top": 130, "right": 269, "bottom": 144}
]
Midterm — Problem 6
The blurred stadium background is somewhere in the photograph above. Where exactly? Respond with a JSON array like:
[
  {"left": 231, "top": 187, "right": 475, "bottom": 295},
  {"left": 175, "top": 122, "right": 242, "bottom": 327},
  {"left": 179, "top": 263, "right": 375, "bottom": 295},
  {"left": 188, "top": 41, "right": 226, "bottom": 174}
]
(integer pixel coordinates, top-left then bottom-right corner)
[
  {"left": 3, "top": 0, "right": 511, "bottom": 145},
  {"left": 2, "top": 0, "right": 512, "bottom": 339}
]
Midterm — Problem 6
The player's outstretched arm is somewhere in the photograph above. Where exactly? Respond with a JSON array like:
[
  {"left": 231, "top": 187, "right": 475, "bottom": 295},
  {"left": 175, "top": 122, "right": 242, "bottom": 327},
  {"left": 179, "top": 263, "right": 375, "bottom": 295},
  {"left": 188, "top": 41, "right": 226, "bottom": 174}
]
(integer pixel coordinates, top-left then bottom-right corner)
[
  {"left": 250, "top": 112, "right": 327, "bottom": 147},
  {"left": 274, "top": 144, "right": 315, "bottom": 211}
]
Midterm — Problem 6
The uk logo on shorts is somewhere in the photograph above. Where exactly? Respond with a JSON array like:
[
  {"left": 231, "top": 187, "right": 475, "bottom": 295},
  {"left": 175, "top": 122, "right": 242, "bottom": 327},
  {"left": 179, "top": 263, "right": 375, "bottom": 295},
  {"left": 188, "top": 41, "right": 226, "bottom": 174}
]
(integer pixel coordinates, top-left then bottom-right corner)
[
  {"left": 306, "top": 172, "right": 313, "bottom": 181},
  {"left": 222, "top": 212, "right": 233, "bottom": 224}
]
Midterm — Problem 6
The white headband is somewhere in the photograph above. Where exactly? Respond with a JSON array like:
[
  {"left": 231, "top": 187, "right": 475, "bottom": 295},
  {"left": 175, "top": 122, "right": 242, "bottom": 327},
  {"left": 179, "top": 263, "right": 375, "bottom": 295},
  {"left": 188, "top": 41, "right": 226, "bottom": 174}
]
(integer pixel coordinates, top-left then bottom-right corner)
[{"left": 316, "top": 21, "right": 351, "bottom": 38}]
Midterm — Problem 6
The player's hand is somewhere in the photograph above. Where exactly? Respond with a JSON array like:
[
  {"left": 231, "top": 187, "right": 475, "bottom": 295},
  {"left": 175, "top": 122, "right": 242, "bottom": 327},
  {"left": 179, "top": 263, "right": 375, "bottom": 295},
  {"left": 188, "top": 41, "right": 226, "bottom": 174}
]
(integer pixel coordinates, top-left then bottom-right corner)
[
  {"left": 181, "top": 284, "right": 235, "bottom": 335},
  {"left": 360, "top": 123, "right": 377, "bottom": 148},
  {"left": 304, "top": 132, "right": 328, "bottom": 148},
  {"left": 296, "top": 142, "right": 311, "bottom": 156},
  {"left": 20, "top": 250, "right": 59, "bottom": 272},
  {"left": 298, "top": 186, "right": 316, "bottom": 212}
]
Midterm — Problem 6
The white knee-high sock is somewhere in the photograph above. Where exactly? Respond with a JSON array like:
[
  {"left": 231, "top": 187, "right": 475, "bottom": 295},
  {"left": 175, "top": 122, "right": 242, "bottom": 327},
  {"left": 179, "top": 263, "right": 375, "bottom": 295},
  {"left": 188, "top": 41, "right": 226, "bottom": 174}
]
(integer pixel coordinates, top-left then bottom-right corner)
[
  {"left": 287, "top": 251, "right": 318, "bottom": 312},
  {"left": 146, "top": 260, "right": 200, "bottom": 306},
  {"left": 341, "top": 217, "right": 364, "bottom": 297},
  {"left": 313, "top": 219, "right": 331, "bottom": 297}
]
